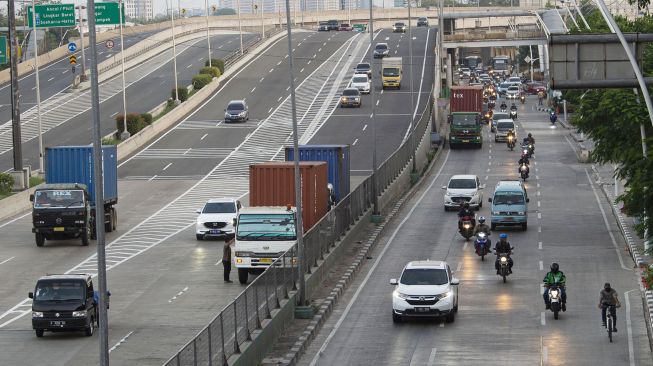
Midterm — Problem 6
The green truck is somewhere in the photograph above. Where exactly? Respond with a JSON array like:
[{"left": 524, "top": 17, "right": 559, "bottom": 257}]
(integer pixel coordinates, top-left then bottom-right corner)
[{"left": 448, "top": 86, "right": 483, "bottom": 149}]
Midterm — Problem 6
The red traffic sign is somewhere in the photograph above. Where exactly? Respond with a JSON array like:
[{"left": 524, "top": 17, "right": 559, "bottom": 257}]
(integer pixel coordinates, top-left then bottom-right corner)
[{"left": 105, "top": 39, "right": 115, "bottom": 49}]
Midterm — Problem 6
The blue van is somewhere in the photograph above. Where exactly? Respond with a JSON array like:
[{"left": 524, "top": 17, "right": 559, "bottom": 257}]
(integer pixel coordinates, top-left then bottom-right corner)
[{"left": 488, "top": 180, "right": 529, "bottom": 230}]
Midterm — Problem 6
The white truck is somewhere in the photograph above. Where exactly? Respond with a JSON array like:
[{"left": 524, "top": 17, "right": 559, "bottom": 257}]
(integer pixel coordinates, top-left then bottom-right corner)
[{"left": 234, "top": 206, "right": 298, "bottom": 284}]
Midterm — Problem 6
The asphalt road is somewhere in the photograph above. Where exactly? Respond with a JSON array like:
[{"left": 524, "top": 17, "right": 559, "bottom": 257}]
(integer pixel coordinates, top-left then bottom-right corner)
[
  {"left": 299, "top": 95, "right": 653, "bottom": 366},
  {"left": 0, "top": 31, "right": 159, "bottom": 124},
  {"left": 0, "top": 32, "right": 255, "bottom": 172}
]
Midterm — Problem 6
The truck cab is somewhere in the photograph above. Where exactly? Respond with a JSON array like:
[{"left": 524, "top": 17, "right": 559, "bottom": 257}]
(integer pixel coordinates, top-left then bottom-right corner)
[
  {"left": 381, "top": 57, "right": 402, "bottom": 89},
  {"left": 29, "top": 274, "right": 101, "bottom": 337},
  {"left": 31, "top": 184, "right": 92, "bottom": 247},
  {"left": 234, "top": 206, "right": 298, "bottom": 284},
  {"left": 448, "top": 112, "right": 483, "bottom": 148}
]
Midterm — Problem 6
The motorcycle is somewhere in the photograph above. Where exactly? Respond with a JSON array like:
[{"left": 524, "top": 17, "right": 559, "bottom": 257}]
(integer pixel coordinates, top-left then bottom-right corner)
[
  {"left": 474, "top": 232, "right": 491, "bottom": 261},
  {"left": 520, "top": 163, "right": 529, "bottom": 181},
  {"left": 495, "top": 249, "right": 514, "bottom": 283},
  {"left": 459, "top": 216, "right": 474, "bottom": 240},
  {"left": 500, "top": 106, "right": 507, "bottom": 113},
  {"left": 550, "top": 112, "right": 557, "bottom": 125},
  {"left": 510, "top": 109, "right": 518, "bottom": 120},
  {"left": 522, "top": 143, "right": 533, "bottom": 158},
  {"left": 507, "top": 135, "right": 515, "bottom": 151},
  {"left": 547, "top": 283, "right": 564, "bottom": 320},
  {"left": 520, "top": 95, "right": 525, "bottom": 104}
]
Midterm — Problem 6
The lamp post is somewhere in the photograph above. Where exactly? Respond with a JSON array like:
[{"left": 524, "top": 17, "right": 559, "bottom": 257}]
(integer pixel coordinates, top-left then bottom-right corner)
[
  {"left": 119, "top": 0, "right": 129, "bottom": 139},
  {"left": 170, "top": 0, "right": 180, "bottom": 102},
  {"left": 205, "top": 0, "right": 212, "bottom": 67},
  {"left": 31, "top": 0, "right": 44, "bottom": 174},
  {"left": 369, "top": 0, "right": 379, "bottom": 217},
  {"left": 237, "top": 0, "right": 244, "bottom": 54},
  {"left": 76, "top": 5, "right": 86, "bottom": 79}
]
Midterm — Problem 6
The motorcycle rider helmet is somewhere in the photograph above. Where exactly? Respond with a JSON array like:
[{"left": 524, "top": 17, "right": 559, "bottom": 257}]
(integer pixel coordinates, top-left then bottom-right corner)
[
  {"left": 478, "top": 216, "right": 486, "bottom": 224},
  {"left": 528, "top": 133, "right": 532, "bottom": 138},
  {"left": 550, "top": 263, "right": 560, "bottom": 273},
  {"left": 604, "top": 282, "right": 611, "bottom": 291},
  {"left": 499, "top": 233, "right": 508, "bottom": 239}
]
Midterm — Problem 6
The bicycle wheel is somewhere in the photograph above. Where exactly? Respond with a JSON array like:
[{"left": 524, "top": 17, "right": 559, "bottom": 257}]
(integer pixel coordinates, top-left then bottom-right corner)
[{"left": 607, "top": 317, "right": 613, "bottom": 343}]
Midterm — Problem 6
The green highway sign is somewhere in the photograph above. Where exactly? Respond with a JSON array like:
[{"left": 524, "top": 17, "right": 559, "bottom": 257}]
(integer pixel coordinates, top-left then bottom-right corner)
[
  {"left": 0, "top": 36, "right": 7, "bottom": 65},
  {"left": 95, "top": 2, "right": 125, "bottom": 25},
  {"left": 28, "top": 4, "right": 75, "bottom": 28}
]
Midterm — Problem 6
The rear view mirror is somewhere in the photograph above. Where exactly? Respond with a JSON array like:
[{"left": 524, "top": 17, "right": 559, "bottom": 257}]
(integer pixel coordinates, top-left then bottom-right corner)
[
  {"left": 29, "top": 194, "right": 34, "bottom": 202},
  {"left": 28, "top": 292, "right": 34, "bottom": 299},
  {"left": 488, "top": 198, "right": 492, "bottom": 203},
  {"left": 451, "top": 278, "right": 460, "bottom": 286},
  {"left": 232, "top": 218, "right": 237, "bottom": 226},
  {"left": 441, "top": 186, "right": 447, "bottom": 190},
  {"left": 526, "top": 198, "right": 530, "bottom": 203},
  {"left": 196, "top": 209, "right": 201, "bottom": 214},
  {"left": 390, "top": 279, "right": 398, "bottom": 285}
]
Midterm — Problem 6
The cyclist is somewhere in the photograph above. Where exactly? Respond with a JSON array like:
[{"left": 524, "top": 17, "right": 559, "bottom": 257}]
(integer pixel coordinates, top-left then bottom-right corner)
[{"left": 599, "top": 282, "right": 621, "bottom": 332}]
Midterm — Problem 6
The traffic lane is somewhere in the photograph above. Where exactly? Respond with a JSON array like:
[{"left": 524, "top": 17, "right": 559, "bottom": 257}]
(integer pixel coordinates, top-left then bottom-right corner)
[
  {"left": 0, "top": 34, "right": 249, "bottom": 172},
  {"left": 0, "top": 178, "right": 196, "bottom": 322},
  {"left": 120, "top": 31, "right": 353, "bottom": 178},
  {"left": 0, "top": 31, "right": 160, "bottom": 122}
]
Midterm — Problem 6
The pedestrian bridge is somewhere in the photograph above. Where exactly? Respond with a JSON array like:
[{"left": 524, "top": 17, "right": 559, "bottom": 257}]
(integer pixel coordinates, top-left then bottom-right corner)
[{"left": 443, "top": 29, "right": 547, "bottom": 48}]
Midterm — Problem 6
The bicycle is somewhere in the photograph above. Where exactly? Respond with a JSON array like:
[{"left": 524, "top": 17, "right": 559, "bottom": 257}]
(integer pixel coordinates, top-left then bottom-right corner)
[{"left": 604, "top": 304, "right": 617, "bottom": 342}]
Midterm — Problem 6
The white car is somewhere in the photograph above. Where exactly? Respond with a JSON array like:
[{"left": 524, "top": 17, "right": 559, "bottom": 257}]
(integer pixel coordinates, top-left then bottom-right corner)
[
  {"left": 459, "top": 67, "right": 471, "bottom": 77},
  {"left": 506, "top": 85, "right": 520, "bottom": 99},
  {"left": 507, "top": 76, "right": 522, "bottom": 84},
  {"left": 349, "top": 74, "right": 371, "bottom": 94},
  {"left": 390, "top": 261, "right": 459, "bottom": 323},
  {"left": 497, "top": 82, "right": 511, "bottom": 95},
  {"left": 442, "top": 174, "right": 485, "bottom": 210},
  {"left": 195, "top": 198, "right": 241, "bottom": 240}
]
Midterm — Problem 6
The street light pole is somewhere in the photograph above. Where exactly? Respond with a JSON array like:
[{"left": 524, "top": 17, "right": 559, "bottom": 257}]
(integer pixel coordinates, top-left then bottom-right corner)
[
  {"left": 77, "top": 5, "right": 86, "bottom": 79},
  {"left": 408, "top": 0, "right": 414, "bottom": 124},
  {"left": 369, "top": 0, "right": 379, "bottom": 216},
  {"left": 119, "top": 0, "right": 129, "bottom": 139},
  {"left": 31, "top": 0, "right": 44, "bottom": 174},
  {"left": 237, "top": 0, "right": 244, "bottom": 54},
  {"left": 205, "top": 0, "right": 212, "bottom": 67},
  {"left": 170, "top": 0, "right": 180, "bottom": 102}
]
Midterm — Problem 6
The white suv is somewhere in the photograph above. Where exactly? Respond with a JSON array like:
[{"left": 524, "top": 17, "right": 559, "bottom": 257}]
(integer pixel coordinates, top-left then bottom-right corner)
[
  {"left": 442, "top": 174, "right": 484, "bottom": 211},
  {"left": 195, "top": 198, "right": 241, "bottom": 240},
  {"left": 349, "top": 74, "right": 371, "bottom": 94},
  {"left": 390, "top": 261, "right": 459, "bottom": 323}
]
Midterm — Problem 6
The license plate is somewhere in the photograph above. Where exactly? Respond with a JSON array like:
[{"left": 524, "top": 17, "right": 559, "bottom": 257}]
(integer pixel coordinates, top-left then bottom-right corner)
[
  {"left": 50, "top": 320, "right": 66, "bottom": 327},
  {"left": 415, "top": 307, "right": 430, "bottom": 313},
  {"left": 209, "top": 230, "right": 222, "bottom": 235},
  {"left": 53, "top": 227, "right": 64, "bottom": 232},
  {"left": 259, "top": 258, "right": 273, "bottom": 263},
  {"left": 504, "top": 217, "right": 514, "bottom": 221},
  {"left": 462, "top": 140, "right": 470, "bottom": 143}
]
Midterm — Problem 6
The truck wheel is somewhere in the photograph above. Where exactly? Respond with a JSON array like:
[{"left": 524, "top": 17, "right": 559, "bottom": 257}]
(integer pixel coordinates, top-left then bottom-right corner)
[
  {"left": 35, "top": 233, "right": 45, "bottom": 247},
  {"left": 105, "top": 210, "right": 113, "bottom": 233},
  {"left": 111, "top": 208, "right": 117, "bottom": 231},
  {"left": 82, "top": 228, "right": 90, "bottom": 246},
  {"left": 35, "top": 329, "right": 44, "bottom": 337},
  {"left": 238, "top": 269, "right": 249, "bottom": 284}
]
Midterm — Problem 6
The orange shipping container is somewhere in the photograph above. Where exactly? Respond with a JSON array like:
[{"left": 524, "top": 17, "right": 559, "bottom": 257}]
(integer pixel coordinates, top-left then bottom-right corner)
[
  {"left": 249, "top": 161, "right": 329, "bottom": 232},
  {"left": 450, "top": 85, "right": 484, "bottom": 113}
]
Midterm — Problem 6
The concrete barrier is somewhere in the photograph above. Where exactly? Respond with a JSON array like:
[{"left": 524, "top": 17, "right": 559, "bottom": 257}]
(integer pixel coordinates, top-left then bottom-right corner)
[{"left": 0, "top": 186, "right": 39, "bottom": 222}]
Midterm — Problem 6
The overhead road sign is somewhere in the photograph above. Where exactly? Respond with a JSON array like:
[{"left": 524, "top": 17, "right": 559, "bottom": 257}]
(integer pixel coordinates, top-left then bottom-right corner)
[
  {"left": 549, "top": 33, "right": 653, "bottom": 89},
  {"left": 0, "top": 36, "right": 6, "bottom": 65},
  {"left": 28, "top": 4, "right": 75, "bottom": 28},
  {"left": 68, "top": 42, "right": 77, "bottom": 53},
  {"left": 95, "top": 2, "right": 125, "bottom": 25}
]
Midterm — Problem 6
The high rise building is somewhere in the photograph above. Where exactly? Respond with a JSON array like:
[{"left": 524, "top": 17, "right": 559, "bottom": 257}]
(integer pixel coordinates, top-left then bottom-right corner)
[{"left": 124, "top": 0, "right": 154, "bottom": 20}]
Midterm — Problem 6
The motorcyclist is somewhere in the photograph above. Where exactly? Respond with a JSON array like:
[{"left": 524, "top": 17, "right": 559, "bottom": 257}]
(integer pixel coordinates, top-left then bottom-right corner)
[
  {"left": 473, "top": 216, "right": 491, "bottom": 236},
  {"left": 518, "top": 154, "right": 530, "bottom": 175},
  {"left": 506, "top": 129, "right": 516, "bottom": 142},
  {"left": 500, "top": 101, "right": 507, "bottom": 111},
  {"left": 599, "top": 282, "right": 621, "bottom": 331},
  {"left": 494, "top": 233, "right": 513, "bottom": 274},
  {"left": 457, "top": 202, "right": 475, "bottom": 231},
  {"left": 510, "top": 103, "right": 518, "bottom": 112},
  {"left": 550, "top": 111, "right": 558, "bottom": 123},
  {"left": 525, "top": 133, "right": 535, "bottom": 145},
  {"left": 543, "top": 263, "right": 567, "bottom": 311}
]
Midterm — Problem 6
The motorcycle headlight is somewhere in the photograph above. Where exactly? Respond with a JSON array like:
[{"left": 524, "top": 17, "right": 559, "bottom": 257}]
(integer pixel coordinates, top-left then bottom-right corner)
[
  {"left": 32, "top": 311, "right": 43, "bottom": 318},
  {"left": 463, "top": 224, "right": 471, "bottom": 229},
  {"left": 235, "top": 251, "right": 253, "bottom": 257},
  {"left": 520, "top": 166, "right": 527, "bottom": 171},
  {"left": 72, "top": 310, "right": 87, "bottom": 317},
  {"left": 500, "top": 257, "right": 507, "bottom": 263},
  {"left": 394, "top": 291, "right": 408, "bottom": 299},
  {"left": 550, "top": 290, "right": 559, "bottom": 297}
]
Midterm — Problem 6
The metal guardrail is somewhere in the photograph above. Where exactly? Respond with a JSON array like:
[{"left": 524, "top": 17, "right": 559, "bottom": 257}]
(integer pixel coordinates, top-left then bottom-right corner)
[{"left": 163, "top": 83, "right": 435, "bottom": 366}]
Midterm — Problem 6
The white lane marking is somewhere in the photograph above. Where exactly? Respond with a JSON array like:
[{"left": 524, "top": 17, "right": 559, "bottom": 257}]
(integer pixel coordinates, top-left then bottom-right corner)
[
  {"left": 31, "top": 86, "right": 36, "bottom": 90},
  {"left": 110, "top": 112, "right": 118, "bottom": 117},
  {"left": 463, "top": 241, "right": 468, "bottom": 250},
  {"left": 186, "top": 64, "right": 192, "bottom": 69},
  {"left": 0, "top": 257, "right": 15, "bottom": 265},
  {"left": 284, "top": 54, "right": 289, "bottom": 59},
  {"left": 537, "top": 191, "right": 541, "bottom": 196},
  {"left": 292, "top": 48, "right": 296, "bottom": 52},
  {"left": 268, "top": 107, "right": 273, "bottom": 113},
  {"left": 625, "top": 289, "right": 636, "bottom": 366},
  {"left": 584, "top": 169, "right": 630, "bottom": 271},
  {"left": 309, "top": 150, "right": 451, "bottom": 366},
  {"left": 538, "top": 201, "right": 541, "bottom": 208},
  {"left": 539, "top": 261, "right": 543, "bottom": 271},
  {"left": 318, "top": 48, "right": 322, "bottom": 52},
  {"left": 538, "top": 226, "right": 542, "bottom": 233},
  {"left": 488, "top": 155, "right": 492, "bottom": 160},
  {"left": 486, "top": 168, "right": 490, "bottom": 172},
  {"left": 0, "top": 212, "right": 31, "bottom": 229},
  {"left": 308, "top": 60, "right": 312, "bottom": 65},
  {"left": 385, "top": 36, "right": 390, "bottom": 40},
  {"left": 162, "top": 163, "right": 172, "bottom": 171},
  {"left": 540, "top": 284, "right": 545, "bottom": 295},
  {"left": 259, "top": 77, "right": 265, "bottom": 82},
  {"left": 62, "top": 70, "right": 67, "bottom": 74},
  {"left": 352, "top": 138, "right": 359, "bottom": 145},
  {"left": 198, "top": 57, "right": 203, "bottom": 62},
  {"left": 278, "top": 96, "right": 283, "bottom": 102},
  {"left": 439, "top": 322, "right": 444, "bottom": 328},
  {"left": 369, "top": 114, "right": 373, "bottom": 119},
  {"left": 456, "top": 262, "right": 462, "bottom": 272},
  {"left": 542, "top": 346, "right": 548, "bottom": 363},
  {"left": 376, "top": 100, "right": 379, "bottom": 106},
  {"left": 427, "top": 348, "right": 437, "bottom": 365},
  {"left": 200, "top": 133, "right": 208, "bottom": 140},
  {"left": 323, "top": 42, "right": 326, "bottom": 46},
  {"left": 250, "top": 87, "right": 256, "bottom": 93},
  {"left": 403, "top": 29, "right": 431, "bottom": 140},
  {"left": 312, "top": 53, "right": 317, "bottom": 59},
  {"left": 269, "top": 68, "right": 274, "bottom": 73},
  {"left": 148, "top": 175, "right": 158, "bottom": 181},
  {"left": 277, "top": 61, "right": 282, "bottom": 66},
  {"left": 300, "top": 68, "right": 305, "bottom": 73},
  {"left": 541, "top": 311, "right": 546, "bottom": 325},
  {"left": 536, "top": 175, "right": 540, "bottom": 180},
  {"left": 362, "top": 124, "right": 367, "bottom": 131},
  {"left": 484, "top": 176, "right": 488, "bottom": 181},
  {"left": 168, "top": 286, "right": 189, "bottom": 303},
  {"left": 538, "top": 241, "right": 543, "bottom": 250},
  {"left": 537, "top": 213, "right": 542, "bottom": 219},
  {"left": 109, "top": 331, "right": 134, "bottom": 353},
  {"left": 47, "top": 77, "right": 54, "bottom": 82},
  {"left": 286, "top": 86, "right": 290, "bottom": 91}
]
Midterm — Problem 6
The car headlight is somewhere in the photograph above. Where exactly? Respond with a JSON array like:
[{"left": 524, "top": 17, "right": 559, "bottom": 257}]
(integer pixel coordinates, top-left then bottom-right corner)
[
  {"left": 75, "top": 220, "right": 84, "bottom": 224},
  {"left": 518, "top": 211, "right": 525, "bottom": 215},
  {"left": 341, "top": 97, "right": 347, "bottom": 101},
  {"left": 394, "top": 291, "right": 408, "bottom": 299},
  {"left": 239, "top": 111, "right": 246, "bottom": 116},
  {"left": 32, "top": 311, "right": 43, "bottom": 318},
  {"left": 72, "top": 310, "right": 87, "bottom": 317},
  {"left": 235, "top": 251, "right": 253, "bottom": 257},
  {"left": 492, "top": 211, "right": 500, "bottom": 215}
]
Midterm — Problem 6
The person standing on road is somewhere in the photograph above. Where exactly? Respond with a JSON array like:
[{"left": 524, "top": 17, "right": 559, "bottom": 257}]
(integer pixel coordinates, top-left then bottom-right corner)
[
  {"left": 223, "top": 237, "right": 234, "bottom": 283},
  {"left": 538, "top": 90, "right": 545, "bottom": 106}
]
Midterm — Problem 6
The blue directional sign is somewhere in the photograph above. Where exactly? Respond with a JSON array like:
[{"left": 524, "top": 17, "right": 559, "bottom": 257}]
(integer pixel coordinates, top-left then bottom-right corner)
[{"left": 68, "top": 42, "right": 77, "bottom": 53}]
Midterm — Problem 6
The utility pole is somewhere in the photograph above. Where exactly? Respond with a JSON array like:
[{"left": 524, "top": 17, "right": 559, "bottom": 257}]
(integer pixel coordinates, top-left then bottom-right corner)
[
  {"left": 31, "top": 0, "right": 44, "bottom": 175},
  {"left": 77, "top": 5, "right": 87, "bottom": 79},
  {"left": 170, "top": 0, "right": 180, "bottom": 102},
  {"left": 9, "top": 0, "right": 24, "bottom": 176},
  {"left": 119, "top": 0, "right": 129, "bottom": 140},
  {"left": 205, "top": 0, "right": 212, "bottom": 67},
  {"left": 237, "top": 0, "right": 244, "bottom": 54},
  {"left": 369, "top": 0, "right": 379, "bottom": 218}
]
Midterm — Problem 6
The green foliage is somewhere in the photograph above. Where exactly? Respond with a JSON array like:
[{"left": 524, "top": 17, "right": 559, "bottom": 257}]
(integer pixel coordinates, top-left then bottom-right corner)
[
  {"left": 172, "top": 87, "right": 189, "bottom": 102},
  {"left": 140, "top": 113, "right": 153, "bottom": 125},
  {"left": 192, "top": 74, "right": 212, "bottom": 90},
  {"left": 199, "top": 66, "right": 221, "bottom": 78},
  {"left": 205, "top": 58, "right": 225, "bottom": 74},
  {"left": 0, "top": 172, "right": 14, "bottom": 194},
  {"left": 115, "top": 113, "right": 147, "bottom": 137}
]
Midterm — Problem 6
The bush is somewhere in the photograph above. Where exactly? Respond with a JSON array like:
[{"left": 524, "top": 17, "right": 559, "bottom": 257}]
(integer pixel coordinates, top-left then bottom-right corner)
[
  {"left": 172, "top": 87, "right": 189, "bottom": 102},
  {"left": 140, "top": 113, "right": 153, "bottom": 125},
  {"left": 115, "top": 113, "right": 146, "bottom": 136},
  {"left": 0, "top": 172, "right": 14, "bottom": 194},
  {"left": 205, "top": 58, "right": 225, "bottom": 74},
  {"left": 192, "top": 74, "right": 213, "bottom": 90},
  {"left": 199, "top": 66, "right": 221, "bottom": 78}
]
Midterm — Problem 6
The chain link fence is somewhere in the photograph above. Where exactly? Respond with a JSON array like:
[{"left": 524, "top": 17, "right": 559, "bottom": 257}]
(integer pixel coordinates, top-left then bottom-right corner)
[{"left": 164, "top": 95, "right": 435, "bottom": 366}]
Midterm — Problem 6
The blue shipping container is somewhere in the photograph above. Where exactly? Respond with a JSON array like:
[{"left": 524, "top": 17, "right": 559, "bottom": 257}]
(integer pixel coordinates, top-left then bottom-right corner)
[
  {"left": 284, "top": 145, "right": 350, "bottom": 202},
  {"left": 45, "top": 145, "right": 118, "bottom": 206}
]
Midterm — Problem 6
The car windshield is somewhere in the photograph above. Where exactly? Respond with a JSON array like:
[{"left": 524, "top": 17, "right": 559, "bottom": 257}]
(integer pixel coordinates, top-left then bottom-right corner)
[
  {"left": 461, "top": 68, "right": 470, "bottom": 72},
  {"left": 500, "top": 83, "right": 510, "bottom": 89},
  {"left": 356, "top": 63, "right": 370, "bottom": 70},
  {"left": 202, "top": 202, "right": 236, "bottom": 214},
  {"left": 395, "top": 23, "right": 405, "bottom": 26},
  {"left": 493, "top": 113, "right": 509, "bottom": 121},
  {"left": 497, "top": 121, "right": 514, "bottom": 130},
  {"left": 343, "top": 89, "right": 359, "bottom": 96},
  {"left": 509, "top": 77, "right": 521, "bottom": 83},
  {"left": 508, "top": 87, "right": 519, "bottom": 92},
  {"left": 383, "top": 68, "right": 400, "bottom": 77},
  {"left": 34, "top": 189, "right": 85, "bottom": 209},
  {"left": 227, "top": 102, "right": 245, "bottom": 111},
  {"left": 451, "top": 115, "right": 477, "bottom": 126},
  {"left": 34, "top": 281, "right": 85, "bottom": 301},
  {"left": 375, "top": 44, "right": 387, "bottom": 50},
  {"left": 493, "top": 192, "right": 525, "bottom": 205},
  {"left": 236, "top": 213, "right": 297, "bottom": 241},
  {"left": 400, "top": 268, "right": 449, "bottom": 286},
  {"left": 448, "top": 179, "right": 476, "bottom": 189},
  {"left": 352, "top": 76, "right": 367, "bottom": 83},
  {"left": 319, "top": 22, "right": 328, "bottom": 25},
  {"left": 419, "top": 17, "right": 427, "bottom": 21}
]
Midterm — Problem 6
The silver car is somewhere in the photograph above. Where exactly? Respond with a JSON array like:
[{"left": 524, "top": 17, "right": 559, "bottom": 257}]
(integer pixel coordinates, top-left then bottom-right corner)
[{"left": 495, "top": 119, "right": 515, "bottom": 142}]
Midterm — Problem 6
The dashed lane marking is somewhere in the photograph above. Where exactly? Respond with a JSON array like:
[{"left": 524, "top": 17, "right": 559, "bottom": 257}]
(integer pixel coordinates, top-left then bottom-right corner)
[{"left": 109, "top": 331, "right": 134, "bottom": 353}]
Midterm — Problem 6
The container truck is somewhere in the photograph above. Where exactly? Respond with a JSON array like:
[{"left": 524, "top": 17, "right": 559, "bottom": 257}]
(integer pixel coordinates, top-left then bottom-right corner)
[
  {"left": 234, "top": 161, "right": 328, "bottom": 284},
  {"left": 30, "top": 146, "right": 118, "bottom": 247},
  {"left": 381, "top": 57, "right": 402, "bottom": 89},
  {"left": 448, "top": 86, "right": 483, "bottom": 149}
]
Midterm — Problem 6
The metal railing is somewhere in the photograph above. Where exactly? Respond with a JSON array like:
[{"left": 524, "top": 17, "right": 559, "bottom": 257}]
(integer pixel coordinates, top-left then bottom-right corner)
[{"left": 163, "top": 93, "right": 435, "bottom": 366}]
